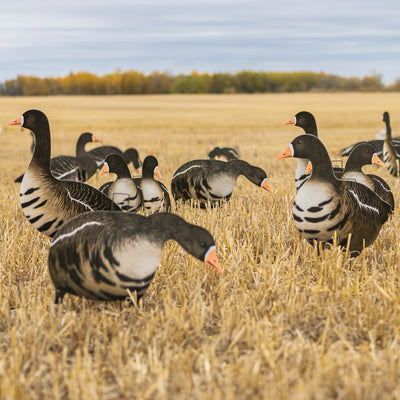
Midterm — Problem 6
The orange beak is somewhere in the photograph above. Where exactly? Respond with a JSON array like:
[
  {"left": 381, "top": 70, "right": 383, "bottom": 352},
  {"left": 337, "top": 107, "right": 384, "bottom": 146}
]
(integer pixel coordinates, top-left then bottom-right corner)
[
  {"left": 283, "top": 117, "right": 295, "bottom": 125},
  {"left": 7, "top": 117, "right": 22, "bottom": 126},
  {"left": 305, "top": 161, "right": 313, "bottom": 174},
  {"left": 204, "top": 246, "right": 222, "bottom": 274},
  {"left": 99, "top": 162, "right": 109, "bottom": 176},
  {"left": 260, "top": 178, "right": 272, "bottom": 192},
  {"left": 147, "top": 148, "right": 155, "bottom": 156},
  {"left": 92, "top": 135, "right": 102, "bottom": 143},
  {"left": 154, "top": 166, "right": 162, "bottom": 179},
  {"left": 277, "top": 144, "right": 294, "bottom": 160},
  {"left": 372, "top": 153, "right": 385, "bottom": 167}
]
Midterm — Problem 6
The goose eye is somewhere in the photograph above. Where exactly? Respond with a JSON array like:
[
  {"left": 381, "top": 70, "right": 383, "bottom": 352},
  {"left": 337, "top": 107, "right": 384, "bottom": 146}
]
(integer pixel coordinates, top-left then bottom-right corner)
[
  {"left": 298, "top": 139, "right": 302, "bottom": 144},
  {"left": 200, "top": 241, "right": 206, "bottom": 248}
]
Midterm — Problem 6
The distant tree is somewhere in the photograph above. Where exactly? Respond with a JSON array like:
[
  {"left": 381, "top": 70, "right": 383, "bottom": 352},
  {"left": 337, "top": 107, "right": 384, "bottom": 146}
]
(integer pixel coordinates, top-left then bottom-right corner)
[{"left": 170, "top": 74, "right": 209, "bottom": 93}]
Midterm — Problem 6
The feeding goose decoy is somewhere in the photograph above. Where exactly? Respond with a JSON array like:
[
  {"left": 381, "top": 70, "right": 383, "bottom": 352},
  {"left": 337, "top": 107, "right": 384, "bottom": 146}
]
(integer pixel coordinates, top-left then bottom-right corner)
[
  {"left": 283, "top": 111, "right": 343, "bottom": 190},
  {"left": 132, "top": 155, "right": 171, "bottom": 214},
  {"left": 98, "top": 153, "right": 143, "bottom": 212},
  {"left": 8, "top": 110, "right": 122, "bottom": 238},
  {"left": 337, "top": 143, "right": 394, "bottom": 213},
  {"left": 48, "top": 211, "right": 222, "bottom": 303},
  {"left": 340, "top": 111, "right": 400, "bottom": 157},
  {"left": 15, "top": 132, "right": 101, "bottom": 183},
  {"left": 89, "top": 145, "right": 142, "bottom": 173},
  {"left": 381, "top": 111, "right": 400, "bottom": 177},
  {"left": 277, "top": 134, "right": 391, "bottom": 256},
  {"left": 208, "top": 146, "right": 240, "bottom": 161},
  {"left": 171, "top": 159, "right": 271, "bottom": 208}
]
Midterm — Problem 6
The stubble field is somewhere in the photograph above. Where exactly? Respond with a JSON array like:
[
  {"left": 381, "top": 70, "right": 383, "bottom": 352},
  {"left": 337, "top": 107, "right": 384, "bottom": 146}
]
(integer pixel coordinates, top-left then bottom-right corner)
[{"left": 1, "top": 93, "right": 400, "bottom": 399}]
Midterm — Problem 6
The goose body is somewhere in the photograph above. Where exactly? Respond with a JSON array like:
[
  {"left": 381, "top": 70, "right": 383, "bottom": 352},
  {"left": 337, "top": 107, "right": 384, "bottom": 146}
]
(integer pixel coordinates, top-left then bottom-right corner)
[
  {"left": 208, "top": 146, "right": 240, "bottom": 162},
  {"left": 132, "top": 156, "right": 171, "bottom": 214},
  {"left": 48, "top": 211, "right": 222, "bottom": 303},
  {"left": 278, "top": 135, "right": 391, "bottom": 256},
  {"left": 8, "top": 110, "right": 121, "bottom": 237},
  {"left": 171, "top": 159, "right": 271, "bottom": 208},
  {"left": 99, "top": 153, "right": 143, "bottom": 212},
  {"left": 338, "top": 143, "right": 394, "bottom": 212}
]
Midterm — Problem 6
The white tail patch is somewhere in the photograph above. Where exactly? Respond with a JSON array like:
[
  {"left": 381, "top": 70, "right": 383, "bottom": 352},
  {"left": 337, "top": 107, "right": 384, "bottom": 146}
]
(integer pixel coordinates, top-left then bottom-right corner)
[{"left": 51, "top": 221, "right": 103, "bottom": 246}]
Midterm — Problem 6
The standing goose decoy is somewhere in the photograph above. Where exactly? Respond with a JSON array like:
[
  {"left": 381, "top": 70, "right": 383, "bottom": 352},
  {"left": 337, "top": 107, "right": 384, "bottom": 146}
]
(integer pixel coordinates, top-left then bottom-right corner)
[
  {"left": 208, "top": 146, "right": 240, "bottom": 162},
  {"left": 48, "top": 211, "right": 222, "bottom": 303},
  {"left": 340, "top": 112, "right": 400, "bottom": 158},
  {"left": 278, "top": 134, "right": 391, "bottom": 256},
  {"left": 283, "top": 111, "right": 320, "bottom": 190},
  {"left": 132, "top": 155, "right": 171, "bottom": 214},
  {"left": 8, "top": 110, "right": 122, "bottom": 238},
  {"left": 98, "top": 153, "right": 143, "bottom": 212},
  {"left": 171, "top": 159, "right": 271, "bottom": 208},
  {"left": 14, "top": 132, "right": 101, "bottom": 183},
  {"left": 337, "top": 143, "right": 394, "bottom": 213},
  {"left": 382, "top": 111, "right": 400, "bottom": 177},
  {"left": 283, "top": 111, "right": 343, "bottom": 189}
]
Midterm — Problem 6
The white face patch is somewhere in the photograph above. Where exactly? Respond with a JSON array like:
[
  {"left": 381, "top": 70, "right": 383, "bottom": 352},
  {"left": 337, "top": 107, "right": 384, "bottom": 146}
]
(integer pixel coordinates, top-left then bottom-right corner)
[
  {"left": 21, "top": 115, "right": 24, "bottom": 127},
  {"left": 204, "top": 245, "right": 216, "bottom": 261},
  {"left": 293, "top": 116, "right": 297, "bottom": 125},
  {"left": 289, "top": 143, "right": 294, "bottom": 156}
]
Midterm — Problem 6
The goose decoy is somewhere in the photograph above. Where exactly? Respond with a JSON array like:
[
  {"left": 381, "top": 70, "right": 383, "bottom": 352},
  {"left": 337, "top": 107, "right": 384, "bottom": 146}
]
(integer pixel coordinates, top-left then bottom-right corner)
[
  {"left": 132, "top": 155, "right": 171, "bottom": 214},
  {"left": 382, "top": 111, "right": 400, "bottom": 177},
  {"left": 171, "top": 159, "right": 271, "bottom": 208},
  {"left": 98, "top": 153, "right": 143, "bottom": 212},
  {"left": 283, "top": 111, "right": 343, "bottom": 189},
  {"left": 208, "top": 146, "right": 240, "bottom": 161},
  {"left": 8, "top": 110, "right": 122, "bottom": 238},
  {"left": 340, "top": 111, "right": 400, "bottom": 157},
  {"left": 14, "top": 132, "right": 101, "bottom": 183},
  {"left": 48, "top": 211, "right": 222, "bottom": 303},
  {"left": 338, "top": 143, "right": 394, "bottom": 212},
  {"left": 89, "top": 146, "right": 142, "bottom": 172},
  {"left": 277, "top": 134, "right": 391, "bottom": 256}
]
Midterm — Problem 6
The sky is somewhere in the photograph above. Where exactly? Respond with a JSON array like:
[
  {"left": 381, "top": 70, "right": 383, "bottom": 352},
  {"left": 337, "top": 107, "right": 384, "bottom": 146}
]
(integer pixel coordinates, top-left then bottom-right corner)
[{"left": 1, "top": 0, "right": 399, "bottom": 84}]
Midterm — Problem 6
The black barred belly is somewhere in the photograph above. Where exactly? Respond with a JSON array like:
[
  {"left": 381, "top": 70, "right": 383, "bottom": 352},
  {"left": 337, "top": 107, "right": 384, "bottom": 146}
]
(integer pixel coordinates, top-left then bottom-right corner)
[
  {"left": 20, "top": 186, "right": 64, "bottom": 237},
  {"left": 292, "top": 196, "right": 345, "bottom": 242}
]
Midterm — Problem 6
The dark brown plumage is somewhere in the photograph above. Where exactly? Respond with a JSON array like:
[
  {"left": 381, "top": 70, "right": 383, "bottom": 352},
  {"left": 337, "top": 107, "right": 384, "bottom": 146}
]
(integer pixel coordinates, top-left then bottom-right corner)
[
  {"left": 171, "top": 159, "right": 271, "bottom": 208},
  {"left": 337, "top": 142, "right": 394, "bottom": 213},
  {"left": 8, "top": 110, "right": 122, "bottom": 238},
  {"left": 208, "top": 146, "right": 240, "bottom": 161},
  {"left": 278, "top": 134, "right": 391, "bottom": 256},
  {"left": 48, "top": 211, "right": 222, "bottom": 303},
  {"left": 382, "top": 111, "right": 399, "bottom": 177}
]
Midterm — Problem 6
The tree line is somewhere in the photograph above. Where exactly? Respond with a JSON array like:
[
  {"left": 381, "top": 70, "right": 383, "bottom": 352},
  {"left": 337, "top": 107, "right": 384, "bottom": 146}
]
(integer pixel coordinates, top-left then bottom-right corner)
[{"left": 1, "top": 70, "right": 399, "bottom": 96}]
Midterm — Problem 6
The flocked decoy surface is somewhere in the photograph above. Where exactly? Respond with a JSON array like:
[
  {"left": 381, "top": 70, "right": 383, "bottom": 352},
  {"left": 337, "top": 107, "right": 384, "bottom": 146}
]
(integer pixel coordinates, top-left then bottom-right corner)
[
  {"left": 48, "top": 211, "right": 222, "bottom": 303},
  {"left": 98, "top": 153, "right": 143, "bottom": 212},
  {"left": 278, "top": 134, "right": 391, "bottom": 256},
  {"left": 8, "top": 110, "right": 122, "bottom": 237},
  {"left": 171, "top": 158, "right": 271, "bottom": 208}
]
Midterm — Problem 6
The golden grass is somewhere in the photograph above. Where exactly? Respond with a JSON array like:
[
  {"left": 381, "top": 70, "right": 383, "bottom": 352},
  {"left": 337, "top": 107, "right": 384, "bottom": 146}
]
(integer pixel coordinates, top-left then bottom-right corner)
[{"left": 1, "top": 93, "right": 400, "bottom": 399}]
